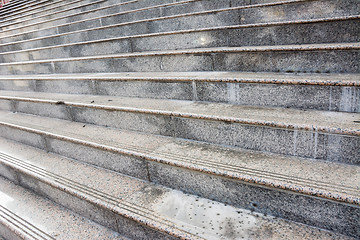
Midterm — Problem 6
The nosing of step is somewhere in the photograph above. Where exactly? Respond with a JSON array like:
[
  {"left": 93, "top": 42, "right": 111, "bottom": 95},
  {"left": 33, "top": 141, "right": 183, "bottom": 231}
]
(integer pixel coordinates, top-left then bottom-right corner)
[
  {"left": 1, "top": 42, "right": 359, "bottom": 68},
  {"left": 0, "top": 152, "right": 204, "bottom": 240},
  {"left": 1, "top": 95, "right": 359, "bottom": 136},
  {"left": 0, "top": 95, "right": 359, "bottom": 136},
  {"left": 0, "top": 120, "right": 358, "bottom": 206},
  {"left": 0, "top": 0, "right": 108, "bottom": 26},
  {"left": 0, "top": 0, "right": 312, "bottom": 39},
  {"left": 1, "top": 15, "right": 358, "bottom": 56},
  {"left": 0, "top": 205, "right": 54, "bottom": 240},
  {"left": 0, "top": 73, "right": 359, "bottom": 86},
  {"left": 0, "top": 0, "right": 54, "bottom": 17},
  {"left": 0, "top": 0, "right": 198, "bottom": 34}
]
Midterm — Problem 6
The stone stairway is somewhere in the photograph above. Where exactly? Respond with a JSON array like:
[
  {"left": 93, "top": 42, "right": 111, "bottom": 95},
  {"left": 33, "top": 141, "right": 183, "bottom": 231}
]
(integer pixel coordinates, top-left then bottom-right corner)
[{"left": 0, "top": 0, "right": 358, "bottom": 239}]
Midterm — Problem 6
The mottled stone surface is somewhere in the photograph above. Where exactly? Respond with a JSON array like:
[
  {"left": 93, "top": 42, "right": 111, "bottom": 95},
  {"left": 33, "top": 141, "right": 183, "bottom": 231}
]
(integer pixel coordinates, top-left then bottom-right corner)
[
  {"left": 0, "top": 112, "right": 358, "bottom": 238},
  {"left": 0, "top": 91, "right": 358, "bottom": 163},
  {"left": 0, "top": 0, "right": 359, "bottom": 239},
  {"left": 0, "top": 72, "right": 358, "bottom": 112},
  {"left": 0, "top": 43, "right": 358, "bottom": 75},
  {"left": 0, "top": 177, "right": 128, "bottom": 240},
  {"left": 0, "top": 138, "right": 357, "bottom": 239},
  {"left": 0, "top": 0, "right": 357, "bottom": 51}
]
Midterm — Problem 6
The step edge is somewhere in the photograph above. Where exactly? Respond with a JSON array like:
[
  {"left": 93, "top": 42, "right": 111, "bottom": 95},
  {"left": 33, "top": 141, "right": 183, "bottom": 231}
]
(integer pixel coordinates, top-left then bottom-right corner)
[
  {"left": 0, "top": 205, "right": 54, "bottom": 240},
  {"left": 0, "top": 0, "right": 314, "bottom": 40},
  {"left": 0, "top": 72, "right": 359, "bottom": 86},
  {"left": 0, "top": 151, "right": 205, "bottom": 240},
  {"left": 1, "top": 14, "right": 358, "bottom": 56},
  {"left": 1, "top": 42, "right": 359, "bottom": 67},
  {"left": 0, "top": 0, "right": 106, "bottom": 28},
  {"left": 0, "top": 94, "right": 359, "bottom": 137},
  {"left": 0, "top": 117, "right": 358, "bottom": 206}
]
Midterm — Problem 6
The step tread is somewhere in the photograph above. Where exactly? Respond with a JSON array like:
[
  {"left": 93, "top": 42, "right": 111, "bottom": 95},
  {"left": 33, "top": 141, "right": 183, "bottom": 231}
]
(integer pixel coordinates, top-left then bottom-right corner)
[
  {"left": 0, "top": 0, "right": 51, "bottom": 16},
  {"left": 0, "top": 176, "right": 127, "bottom": 240},
  {"left": 0, "top": 0, "right": 98, "bottom": 25},
  {"left": 0, "top": 137, "right": 355, "bottom": 240},
  {"left": 0, "top": 110, "right": 358, "bottom": 205},
  {"left": 1, "top": 42, "right": 359, "bottom": 66},
  {"left": 0, "top": 90, "right": 358, "bottom": 136},
  {"left": 0, "top": 71, "right": 359, "bottom": 86},
  {"left": 1, "top": 0, "right": 351, "bottom": 41},
  {"left": 0, "top": 0, "right": 197, "bottom": 35},
  {"left": 1, "top": 14, "right": 358, "bottom": 55}
]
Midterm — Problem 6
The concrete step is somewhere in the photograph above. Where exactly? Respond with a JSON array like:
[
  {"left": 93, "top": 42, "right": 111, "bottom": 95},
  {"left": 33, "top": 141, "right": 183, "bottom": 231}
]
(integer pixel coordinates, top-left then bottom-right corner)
[
  {"left": 0, "top": 0, "right": 181, "bottom": 32},
  {"left": 0, "top": 177, "right": 128, "bottom": 240},
  {"left": 0, "top": 0, "right": 54, "bottom": 17},
  {"left": 0, "top": 0, "right": 113, "bottom": 28},
  {"left": 0, "top": 90, "right": 358, "bottom": 163},
  {"left": 1, "top": 16, "right": 358, "bottom": 62},
  {"left": 0, "top": 0, "right": 119, "bottom": 31},
  {"left": 1, "top": 0, "right": 357, "bottom": 45},
  {"left": 0, "top": 0, "right": 243, "bottom": 39},
  {"left": 0, "top": 113, "right": 358, "bottom": 238},
  {"left": 0, "top": 72, "right": 358, "bottom": 112},
  {"left": 0, "top": 42, "right": 359, "bottom": 74},
  {"left": 0, "top": 0, "right": 27, "bottom": 12}
]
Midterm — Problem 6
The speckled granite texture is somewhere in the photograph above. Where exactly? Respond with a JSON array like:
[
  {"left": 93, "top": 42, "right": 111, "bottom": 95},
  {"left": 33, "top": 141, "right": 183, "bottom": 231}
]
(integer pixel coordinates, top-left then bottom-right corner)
[
  {"left": 0, "top": 0, "right": 359, "bottom": 238},
  {"left": 0, "top": 111, "right": 358, "bottom": 238},
  {"left": 0, "top": 138, "right": 357, "bottom": 239}
]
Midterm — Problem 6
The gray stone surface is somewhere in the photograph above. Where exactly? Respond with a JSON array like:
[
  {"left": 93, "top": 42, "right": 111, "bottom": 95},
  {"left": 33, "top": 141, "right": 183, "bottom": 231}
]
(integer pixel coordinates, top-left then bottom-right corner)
[
  {"left": 0, "top": 177, "right": 127, "bottom": 240},
  {"left": 47, "top": 137, "right": 150, "bottom": 180},
  {"left": 0, "top": 72, "right": 358, "bottom": 112},
  {"left": 0, "top": 0, "right": 109, "bottom": 30},
  {"left": 0, "top": 137, "right": 357, "bottom": 239},
  {"left": 1, "top": 0, "right": 357, "bottom": 46},
  {"left": 5, "top": 17, "right": 358, "bottom": 62},
  {"left": 1, "top": 44, "right": 358, "bottom": 74},
  {"left": 0, "top": 92, "right": 358, "bottom": 163},
  {"left": 196, "top": 83, "right": 360, "bottom": 112},
  {"left": 148, "top": 161, "right": 360, "bottom": 238},
  {"left": 0, "top": 0, "right": 359, "bottom": 238}
]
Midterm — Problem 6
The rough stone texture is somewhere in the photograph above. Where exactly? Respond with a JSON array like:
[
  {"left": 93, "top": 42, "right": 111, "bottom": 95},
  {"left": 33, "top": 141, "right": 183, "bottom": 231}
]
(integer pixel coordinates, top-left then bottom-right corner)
[
  {"left": 0, "top": 93, "right": 358, "bottom": 163},
  {"left": 0, "top": 0, "right": 359, "bottom": 238},
  {"left": 0, "top": 138, "right": 357, "bottom": 239},
  {"left": 0, "top": 72, "right": 358, "bottom": 112},
  {"left": 1, "top": 0, "right": 357, "bottom": 47},
  {"left": 148, "top": 162, "right": 360, "bottom": 238},
  {"left": 0, "top": 177, "right": 127, "bottom": 240}
]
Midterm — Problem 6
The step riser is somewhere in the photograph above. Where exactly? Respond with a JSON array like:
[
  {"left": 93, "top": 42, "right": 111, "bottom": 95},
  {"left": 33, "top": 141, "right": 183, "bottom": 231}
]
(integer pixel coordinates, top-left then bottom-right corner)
[
  {"left": 3, "top": 18, "right": 359, "bottom": 55},
  {"left": 0, "top": 99, "right": 358, "bottom": 163},
  {"left": 1, "top": 19, "right": 358, "bottom": 62},
  {"left": 0, "top": 123, "right": 358, "bottom": 238},
  {"left": 0, "top": 0, "right": 52, "bottom": 18},
  {"left": 0, "top": 49, "right": 358, "bottom": 74},
  {"left": 0, "top": 0, "right": 178, "bottom": 32},
  {"left": 0, "top": 0, "right": 234, "bottom": 38},
  {"left": 1, "top": 79, "right": 359, "bottom": 112},
  {"left": 1, "top": 0, "right": 357, "bottom": 44},
  {"left": 0, "top": 0, "right": 123, "bottom": 33},
  {"left": 0, "top": 162, "right": 177, "bottom": 240},
  {"left": 0, "top": 0, "right": 158, "bottom": 38},
  {"left": 0, "top": 0, "right": 109, "bottom": 28}
]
